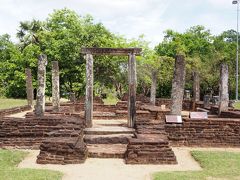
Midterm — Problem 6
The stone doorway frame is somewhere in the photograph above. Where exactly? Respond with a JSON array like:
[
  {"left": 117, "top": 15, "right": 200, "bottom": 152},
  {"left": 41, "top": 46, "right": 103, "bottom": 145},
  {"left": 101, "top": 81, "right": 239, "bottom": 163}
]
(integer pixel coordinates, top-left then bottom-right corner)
[{"left": 81, "top": 48, "right": 142, "bottom": 128}]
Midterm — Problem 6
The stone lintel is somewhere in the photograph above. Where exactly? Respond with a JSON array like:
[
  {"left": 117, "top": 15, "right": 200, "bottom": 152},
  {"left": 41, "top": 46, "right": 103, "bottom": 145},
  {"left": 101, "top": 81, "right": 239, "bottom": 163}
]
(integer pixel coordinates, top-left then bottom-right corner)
[{"left": 81, "top": 48, "right": 142, "bottom": 56}]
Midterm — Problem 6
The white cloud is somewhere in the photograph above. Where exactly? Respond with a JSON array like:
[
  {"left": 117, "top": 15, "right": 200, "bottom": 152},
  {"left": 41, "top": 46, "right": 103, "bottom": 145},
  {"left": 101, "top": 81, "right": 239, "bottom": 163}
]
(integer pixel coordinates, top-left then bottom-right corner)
[
  {"left": 207, "top": 0, "right": 231, "bottom": 7},
  {"left": 0, "top": 0, "right": 237, "bottom": 47}
]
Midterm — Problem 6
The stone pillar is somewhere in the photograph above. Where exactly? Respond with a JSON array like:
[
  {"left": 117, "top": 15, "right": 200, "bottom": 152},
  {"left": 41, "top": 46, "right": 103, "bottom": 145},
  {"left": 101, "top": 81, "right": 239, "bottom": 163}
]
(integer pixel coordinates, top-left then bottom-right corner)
[
  {"left": 170, "top": 55, "right": 186, "bottom": 115},
  {"left": 203, "top": 95, "right": 210, "bottom": 108},
  {"left": 52, "top": 61, "right": 60, "bottom": 112},
  {"left": 150, "top": 71, "right": 157, "bottom": 106},
  {"left": 193, "top": 71, "right": 200, "bottom": 102},
  {"left": 35, "top": 54, "right": 47, "bottom": 116},
  {"left": 69, "top": 92, "right": 76, "bottom": 102},
  {"left": 25, "top": 68, "right": 34, "bottom": 107},
  {"left": 85, "top": 54, "right": 93, "bottom": 127},
  {"left": 128, "top": 53, "right": 137, "bottom": 127},
  {"left": 219, "top": 63, "right": 229, "bottom": 115}
]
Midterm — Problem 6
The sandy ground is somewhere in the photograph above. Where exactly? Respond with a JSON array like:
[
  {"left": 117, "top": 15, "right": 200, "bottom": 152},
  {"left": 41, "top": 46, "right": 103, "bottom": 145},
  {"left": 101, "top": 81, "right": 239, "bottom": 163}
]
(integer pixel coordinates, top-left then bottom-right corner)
[
  {"left": 16, "top": 148, "right": 240, "bottom": 180},
  {"left": 18, "top": 147, "right": 240, "bottom": 180},
  {"left": 6, "top": 110, "right": 32, "bottom": 118},
  {"left": 18, "top": 147, "right": 202, "bottom": 180}
]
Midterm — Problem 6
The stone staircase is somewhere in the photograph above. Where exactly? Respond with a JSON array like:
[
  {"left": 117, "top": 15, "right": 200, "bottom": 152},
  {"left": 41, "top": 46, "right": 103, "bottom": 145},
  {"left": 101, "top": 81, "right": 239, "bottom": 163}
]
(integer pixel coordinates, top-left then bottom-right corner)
[
  {"left": 124, "top": 113, "right": 177, "bottom": 164},
  {"left": 84, "top": 119, "right": 135, "bottom": 158},
  {"left": 83, "top": 105, "right": 177, "bottom": 164}
]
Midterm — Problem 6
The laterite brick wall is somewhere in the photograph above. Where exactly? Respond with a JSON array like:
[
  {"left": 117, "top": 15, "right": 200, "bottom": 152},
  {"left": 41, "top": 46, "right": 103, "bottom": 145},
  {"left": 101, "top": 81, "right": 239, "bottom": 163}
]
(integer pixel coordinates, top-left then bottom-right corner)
[{"left": 165, "top": 118, "right": 240, "bottom": 147}]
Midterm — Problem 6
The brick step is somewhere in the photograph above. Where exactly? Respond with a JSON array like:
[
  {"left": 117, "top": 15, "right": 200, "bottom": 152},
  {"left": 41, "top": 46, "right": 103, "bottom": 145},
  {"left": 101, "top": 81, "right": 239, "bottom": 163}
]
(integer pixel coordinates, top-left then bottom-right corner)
[
  {"left": 84, "top": 126, "right": 135, "bottom": 135},
  {"left": 93, "top": 116, "right": 124, "bottom": 120},
  {"left": 92, "top": 111, "right": 126, "bottom": 120},
  {"left": 93, "top": 119, "right": 127, "bottom": 127},
  {"left": 137, "top": 126, "right": 165, "bottom": 130},
  {"left": 93, "top": 111, "right": 115, "bottom": 116},
  {"left": 87, "top": 144, "right": 127, "bottom": 158},
  {"left": 84, "top": 134, "right": 133, "bottom": 144}
]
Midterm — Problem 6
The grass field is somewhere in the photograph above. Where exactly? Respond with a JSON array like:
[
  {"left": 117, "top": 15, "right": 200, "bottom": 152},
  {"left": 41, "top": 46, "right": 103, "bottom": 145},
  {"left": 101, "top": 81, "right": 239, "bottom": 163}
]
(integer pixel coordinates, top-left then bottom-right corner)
[
  {"left": 0, "top": 149, "right": 62, "bottom": 180},
  {"left": 0, "top": 97, "right": 70, "bottom": 110},
  {"left": 103, "top": 96, "right": 119, "bottom": 105},
  {"left": 153, "top": 151, "right": 240, "bottom": 180},
  {"left": 0, "top": 98, "right": 28, "bottom": 110},
  {"left": 234, "top": 101, "right": 240, "bottom": 109}
]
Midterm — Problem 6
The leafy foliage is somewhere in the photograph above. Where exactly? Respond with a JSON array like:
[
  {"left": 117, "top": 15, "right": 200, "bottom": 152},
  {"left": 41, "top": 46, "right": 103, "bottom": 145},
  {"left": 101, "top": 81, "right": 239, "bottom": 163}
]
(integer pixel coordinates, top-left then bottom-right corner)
[{"left": 0, "top": 9, "right": 239, "bottom": 99}]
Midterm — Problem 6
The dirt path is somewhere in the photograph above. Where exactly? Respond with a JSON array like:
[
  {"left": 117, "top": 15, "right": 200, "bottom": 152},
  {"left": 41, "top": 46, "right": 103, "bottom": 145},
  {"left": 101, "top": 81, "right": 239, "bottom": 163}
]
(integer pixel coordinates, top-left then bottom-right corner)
[{"left": 18, "top": 147, "right": 203, "bottom": 180}]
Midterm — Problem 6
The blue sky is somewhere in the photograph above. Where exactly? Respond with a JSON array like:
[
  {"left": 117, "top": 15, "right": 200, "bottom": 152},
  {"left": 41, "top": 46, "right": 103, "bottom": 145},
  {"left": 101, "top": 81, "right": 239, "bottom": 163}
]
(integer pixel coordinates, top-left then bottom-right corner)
[{"left": 0, "top": 0, "right": 236, "bottom": 47}]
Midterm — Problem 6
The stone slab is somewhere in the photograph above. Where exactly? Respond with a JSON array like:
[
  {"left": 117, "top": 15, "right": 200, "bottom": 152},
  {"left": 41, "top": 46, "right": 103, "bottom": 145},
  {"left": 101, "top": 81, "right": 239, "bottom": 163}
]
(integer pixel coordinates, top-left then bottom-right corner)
[
  {"left": 190, "top": 112, "right": 208, "bottom": 119},
  {"left": 84, "top": 126, "right": 135, "bottom": 135},
  {"left": 81, "top": 48, "right": 142, "bottom": 56},
  {"left": 165, "top": 115, "right": 182, "bottom": 123},
  {"left": 140, "top": 105, "right": 170, "bottom": 112}
]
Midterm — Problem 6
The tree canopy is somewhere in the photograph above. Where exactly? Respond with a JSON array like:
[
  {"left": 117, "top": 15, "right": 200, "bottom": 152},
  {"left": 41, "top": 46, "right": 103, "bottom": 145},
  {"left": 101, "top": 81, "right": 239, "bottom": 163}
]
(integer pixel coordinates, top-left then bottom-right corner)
[{"left": 0, "top": 8, "right": 239, "bottom": 100}]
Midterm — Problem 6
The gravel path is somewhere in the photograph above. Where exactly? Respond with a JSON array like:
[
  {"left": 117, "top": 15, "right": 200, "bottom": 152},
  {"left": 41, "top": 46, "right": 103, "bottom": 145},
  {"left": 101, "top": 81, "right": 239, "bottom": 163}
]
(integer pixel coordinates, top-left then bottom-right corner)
[{"left": 18, "top": 147, "right": 203, "bottom": 180}]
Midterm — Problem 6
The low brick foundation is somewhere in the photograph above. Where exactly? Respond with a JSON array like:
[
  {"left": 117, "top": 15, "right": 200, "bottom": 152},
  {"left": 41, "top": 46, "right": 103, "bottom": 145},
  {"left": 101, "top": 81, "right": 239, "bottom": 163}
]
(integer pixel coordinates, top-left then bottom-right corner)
[
  {"left": 0, "top": 113, "right": 85, "bottom": 149},
  {"left": 166, "top": 118, "right": 240, "bottom": 147},
  {"left": 37, "top": 136, "right": 88, "bottom": 164},
  {"left": 0, "top": 105, "right": 31, "bottom": 117},
  {"left": 135, "top": 120, "right": 166, "bottom": 134},
  {"left": 125, "top": 134, "right": 177, "bottom": 164},
  {"left": 121, "top": 94, "right": 195, "bottom": 111},
  {"left": 2, "top": 101, "right": 240, "bottom": 165},
  {"left": 125, "top": 111, "right": 177, "bottom": 164}
]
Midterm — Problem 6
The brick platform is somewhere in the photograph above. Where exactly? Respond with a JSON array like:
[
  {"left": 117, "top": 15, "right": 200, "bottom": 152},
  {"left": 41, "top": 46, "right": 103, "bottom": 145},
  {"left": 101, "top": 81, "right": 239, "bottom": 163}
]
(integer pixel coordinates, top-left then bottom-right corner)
[
  {"left": 37, "top": 136, "right": 88, "bottom": 164},
  {"left": 125, "top": 134, "right": 177, "bottom": 164},
  {"left": 125, "top": 110, "right": 177, "bottom": 164},
  {"left": 135, "top": 120, "right": 166, "bottom": 134},
  {"left": 0, "top": 113, "right": 85, "bottom": 149}
]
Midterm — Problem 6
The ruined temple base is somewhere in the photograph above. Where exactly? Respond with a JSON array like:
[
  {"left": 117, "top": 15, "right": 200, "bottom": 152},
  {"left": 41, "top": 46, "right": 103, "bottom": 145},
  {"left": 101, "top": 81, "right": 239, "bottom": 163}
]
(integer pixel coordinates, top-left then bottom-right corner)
[
  {"left": 125, "top": 134, "right": 177, "bottom": 164},
  {"left": 37, "top": 136, "right": 88, "bottom": 165}
]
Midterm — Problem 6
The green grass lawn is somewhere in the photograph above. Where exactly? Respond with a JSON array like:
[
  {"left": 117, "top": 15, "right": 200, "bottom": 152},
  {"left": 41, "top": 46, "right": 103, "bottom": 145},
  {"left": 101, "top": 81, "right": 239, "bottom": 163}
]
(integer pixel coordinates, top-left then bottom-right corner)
[
  {"left": 0, "top": 97, "right": 70, "bottom": 110},
  {"left": 0, "top": 149, "right": 63, "bottom": 180},
  {"left": 103, "top": 96, "right": 119, "bottom": 105},
  {"left": 153, "top": 151, "right": 240, "bottom": 180},
  {"left": 234, "top": 101, "right": 240, "bottom": 109},
  {"left": 0, "top": 98, "right": 28, "bottom": 110}
]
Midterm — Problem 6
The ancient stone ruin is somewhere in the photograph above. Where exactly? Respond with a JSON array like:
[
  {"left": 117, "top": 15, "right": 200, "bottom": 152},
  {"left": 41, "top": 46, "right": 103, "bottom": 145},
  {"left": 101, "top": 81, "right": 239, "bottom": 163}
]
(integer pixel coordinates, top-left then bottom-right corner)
[{"left": 1, "top": 49, "right": 240, "bottom": 166}]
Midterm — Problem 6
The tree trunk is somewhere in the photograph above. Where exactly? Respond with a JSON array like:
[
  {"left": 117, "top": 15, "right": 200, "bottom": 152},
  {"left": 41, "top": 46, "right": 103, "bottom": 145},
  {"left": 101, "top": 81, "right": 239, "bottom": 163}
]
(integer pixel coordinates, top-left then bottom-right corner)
[{"left": 25, "top": 68, "right": 33, "bottom": 107}]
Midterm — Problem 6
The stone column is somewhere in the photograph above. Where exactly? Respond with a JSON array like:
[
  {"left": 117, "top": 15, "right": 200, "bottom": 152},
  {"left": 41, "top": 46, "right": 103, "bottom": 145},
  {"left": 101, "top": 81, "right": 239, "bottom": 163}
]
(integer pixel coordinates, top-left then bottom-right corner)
[
  {"left": 85, "top": 54, "right": 93, "bottom": 127},
  {"left": 193, "top": 71, "right": 200, "bottom": 102},
  {"left": 219, "top": 63, "right": 229, "bottom": 115},
  {"left": 35, "top": 54, "right": 47, "bottom": 116},
  {"left": 150, "top": 71, "right": 157, "bottom": 106},
  {"left": 170, "top": 55, "right": 186, "bottom": 115},
  {"left": 69, "top": 92, "right": 76, "bottom": 102},
  {"left": 25, "top": 68, "right": 34, "bottom": 107},
  {"left": 128, "top": 53, "right": 137, "bottom": 127},
  {"left": 52, "top": 61, "right": 60, "bottom": 112}
]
